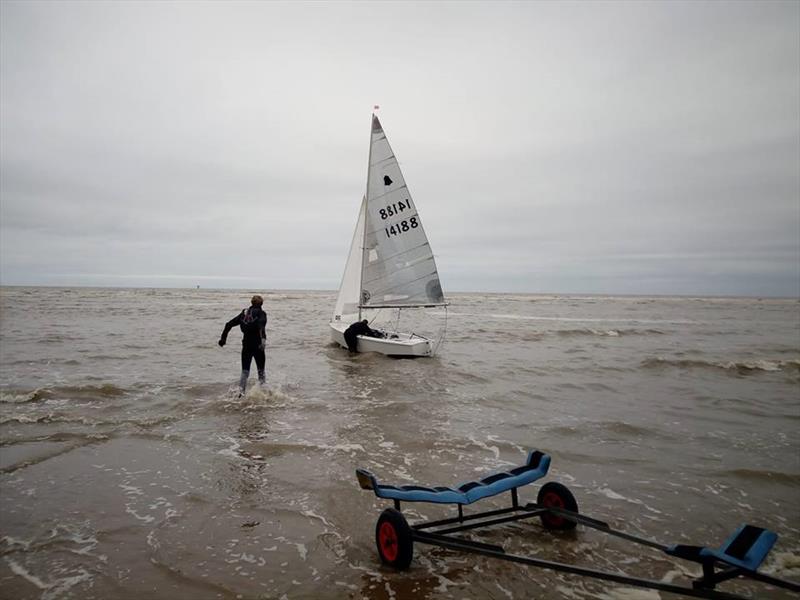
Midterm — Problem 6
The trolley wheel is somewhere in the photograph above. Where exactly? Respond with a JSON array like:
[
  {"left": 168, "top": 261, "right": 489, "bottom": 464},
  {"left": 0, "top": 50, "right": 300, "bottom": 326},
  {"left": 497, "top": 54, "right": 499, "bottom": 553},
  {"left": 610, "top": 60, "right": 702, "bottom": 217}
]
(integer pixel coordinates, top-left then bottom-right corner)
[
  {"left": 375, "top": 508, "right": 413, "bottom": 569},
  {"left": 537, "top": 481, "right": 578, "bottom": 531}
]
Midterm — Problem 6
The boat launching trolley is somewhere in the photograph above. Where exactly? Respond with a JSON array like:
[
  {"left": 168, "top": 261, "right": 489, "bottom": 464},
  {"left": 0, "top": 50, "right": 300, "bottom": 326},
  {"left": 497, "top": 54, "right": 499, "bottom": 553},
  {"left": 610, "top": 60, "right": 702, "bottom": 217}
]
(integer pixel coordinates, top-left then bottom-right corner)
[{"left": 356, "top": 450, "right": 800, "bottom": 599}]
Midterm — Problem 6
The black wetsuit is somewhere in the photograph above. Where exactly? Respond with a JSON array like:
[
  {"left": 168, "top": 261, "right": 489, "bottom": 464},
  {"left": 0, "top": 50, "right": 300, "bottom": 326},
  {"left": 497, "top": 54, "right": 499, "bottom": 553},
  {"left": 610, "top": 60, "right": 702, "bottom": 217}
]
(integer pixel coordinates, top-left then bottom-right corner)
[
  {"left": 343, "top": 320, "right": 381, "bottom": 353},
  {"left": 220, "top": 306, "right": 267, "bottom": 382}
]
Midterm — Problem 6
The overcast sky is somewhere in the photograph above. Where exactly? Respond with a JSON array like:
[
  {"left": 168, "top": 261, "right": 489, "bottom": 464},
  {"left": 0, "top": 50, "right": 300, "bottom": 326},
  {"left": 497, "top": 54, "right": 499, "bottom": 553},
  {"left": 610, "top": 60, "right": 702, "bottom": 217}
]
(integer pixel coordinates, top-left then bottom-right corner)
[{"left": 1, "top": 1, "right": 798, "bottom": 297}]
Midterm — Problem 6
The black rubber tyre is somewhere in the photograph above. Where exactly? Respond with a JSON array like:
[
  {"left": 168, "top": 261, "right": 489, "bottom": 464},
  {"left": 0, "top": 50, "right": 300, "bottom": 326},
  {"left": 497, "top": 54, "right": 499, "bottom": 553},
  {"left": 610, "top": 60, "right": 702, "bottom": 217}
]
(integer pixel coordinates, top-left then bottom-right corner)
[
  {"left": 537, "top": 481, "right": 578, "bottom": 531},
  {"left": 375, "top": 508, "right": 413, "bottom": 569}
]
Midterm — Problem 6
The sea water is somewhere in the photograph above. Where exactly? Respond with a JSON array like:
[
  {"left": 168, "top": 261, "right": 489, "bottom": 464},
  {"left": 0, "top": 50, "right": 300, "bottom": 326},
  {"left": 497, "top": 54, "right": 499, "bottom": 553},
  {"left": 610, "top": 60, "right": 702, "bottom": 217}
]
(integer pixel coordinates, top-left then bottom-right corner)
[{"left": 0, "top": 287, "right": 798, "bottom": 599}]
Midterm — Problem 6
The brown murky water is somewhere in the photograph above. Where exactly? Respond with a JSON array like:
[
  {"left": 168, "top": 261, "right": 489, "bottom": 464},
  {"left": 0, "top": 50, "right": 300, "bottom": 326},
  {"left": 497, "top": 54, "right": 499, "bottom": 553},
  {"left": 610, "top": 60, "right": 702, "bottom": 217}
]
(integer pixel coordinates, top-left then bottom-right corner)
[{"left": 1, "top": 287, "right": 798, "bottom": 599}]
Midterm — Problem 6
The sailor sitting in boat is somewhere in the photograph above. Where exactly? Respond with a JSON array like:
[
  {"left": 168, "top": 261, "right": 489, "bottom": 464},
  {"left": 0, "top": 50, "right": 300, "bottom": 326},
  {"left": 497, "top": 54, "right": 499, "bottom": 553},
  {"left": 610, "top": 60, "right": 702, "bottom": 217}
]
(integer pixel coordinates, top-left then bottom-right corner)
[{"left": 344, "top": 319, "right": 385, "bottom": 352}]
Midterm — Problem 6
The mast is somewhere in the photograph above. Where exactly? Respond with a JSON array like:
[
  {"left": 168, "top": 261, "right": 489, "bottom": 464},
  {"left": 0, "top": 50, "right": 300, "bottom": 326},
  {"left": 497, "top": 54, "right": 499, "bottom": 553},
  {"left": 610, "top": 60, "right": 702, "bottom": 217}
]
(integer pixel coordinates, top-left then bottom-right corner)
[{"left": 359, "top": 110, "right": 376, "bottom": 321}]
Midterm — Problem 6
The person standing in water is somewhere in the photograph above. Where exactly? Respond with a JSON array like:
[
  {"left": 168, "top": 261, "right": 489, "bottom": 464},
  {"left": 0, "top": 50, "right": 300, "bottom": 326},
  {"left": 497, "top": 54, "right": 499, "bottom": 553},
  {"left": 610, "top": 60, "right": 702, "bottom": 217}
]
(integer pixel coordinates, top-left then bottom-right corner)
[{"left": 218, "top": 295, "right": 267, "bottom": 394}]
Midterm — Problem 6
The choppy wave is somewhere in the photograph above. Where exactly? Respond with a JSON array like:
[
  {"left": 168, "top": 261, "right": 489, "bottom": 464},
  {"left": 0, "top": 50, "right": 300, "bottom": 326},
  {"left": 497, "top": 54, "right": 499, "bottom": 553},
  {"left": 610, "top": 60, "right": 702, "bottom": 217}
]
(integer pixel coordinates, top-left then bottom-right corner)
[
  {"left": 0, "top": 390, "right": 45, "bottom": 404},
  {"left": 445, "top": 309, "right": 697, "bottom": 325},
  {"left": 0, "top": 414, "right": 96, "bottom": 425},
  {"left": 42, "top": 334, "right": 85, "bottom": 342},
  {"left": 0, "top": 412, "right": 177, "bottom": 430},
  {"left": 766, "top": 552, "right": 800, "bottom": 578},
  {"left": 3, "top": 557, "right": 92, "bottom": 600},
  {"left": 1, "top": 525, "right": 100, "bottom": 600},
  {"left": 0, "top": 383, "right": 137, "bottom": 405},
  {"left": 0, "top": 437, "right": 109, "bottom": 474},
  {"left": 0, "top": 431, "right": 110, "bottom": 446},
  {"left": 487, "top": 327, "right": 665, "bottom": 344},
  {"left": 86, "top": 353, "right": 148, "bottom": 361},
  {"left": 5, "top": 357, "right": 82, "bottom": 367},
  {"left": 556, "top": 328, "right": 664, "bottom": 338},
  {"left": 56, "top": 383, "right": 128, "bottom": 399},
  {"left": 716, "top": 468, "right": 800, "bottom": 487},
  {"left": 641, "top": 357, "right": 800, "bottom": 374},
  {"left": 546, "top": 421, "right": 667, "bottom": 441}
]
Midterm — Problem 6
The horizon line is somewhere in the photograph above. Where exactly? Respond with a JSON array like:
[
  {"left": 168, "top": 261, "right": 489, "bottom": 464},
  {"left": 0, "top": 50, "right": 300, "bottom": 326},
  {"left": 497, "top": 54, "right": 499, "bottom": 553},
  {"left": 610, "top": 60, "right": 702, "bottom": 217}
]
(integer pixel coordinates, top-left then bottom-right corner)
[{"left": 0, "top": 283, "right": 796, "bottom": 301}]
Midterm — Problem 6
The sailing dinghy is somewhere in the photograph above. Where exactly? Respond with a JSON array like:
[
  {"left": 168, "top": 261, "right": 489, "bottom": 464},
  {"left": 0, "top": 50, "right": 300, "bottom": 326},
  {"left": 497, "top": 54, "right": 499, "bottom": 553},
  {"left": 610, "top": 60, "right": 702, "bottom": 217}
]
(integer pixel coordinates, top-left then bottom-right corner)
[{"left": 330, "top": 114, "right": 447, "bottom": 357}]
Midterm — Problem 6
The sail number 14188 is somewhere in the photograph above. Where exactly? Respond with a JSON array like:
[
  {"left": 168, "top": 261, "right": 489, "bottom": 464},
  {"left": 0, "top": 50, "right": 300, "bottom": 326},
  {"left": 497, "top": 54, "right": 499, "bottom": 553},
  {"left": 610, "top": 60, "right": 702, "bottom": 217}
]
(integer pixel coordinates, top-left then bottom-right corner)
[
  {"left": 379, "top": 199, "right": 419, "bottom": 238},
  {"left": 385, "top": 217, "right": 419, "bottom": 238}
]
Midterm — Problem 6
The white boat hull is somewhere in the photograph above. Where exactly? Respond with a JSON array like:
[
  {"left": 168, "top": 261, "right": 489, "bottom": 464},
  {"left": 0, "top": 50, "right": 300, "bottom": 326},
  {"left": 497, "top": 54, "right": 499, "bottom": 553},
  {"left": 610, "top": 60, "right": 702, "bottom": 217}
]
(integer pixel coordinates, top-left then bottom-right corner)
[{"left": 329, "top": 323, "right": 433, "bottom": 357}]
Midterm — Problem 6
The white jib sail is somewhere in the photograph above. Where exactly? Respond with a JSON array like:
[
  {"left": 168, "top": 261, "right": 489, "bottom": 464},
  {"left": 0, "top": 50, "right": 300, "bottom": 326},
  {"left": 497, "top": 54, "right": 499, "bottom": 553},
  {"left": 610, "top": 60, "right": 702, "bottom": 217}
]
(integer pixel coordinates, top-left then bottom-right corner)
[
  {"left": 360, "top": 115, "right": 445, "bottom": 309},
  {"left": 332, "top": 196, "right": 367, "bottom": 324}
]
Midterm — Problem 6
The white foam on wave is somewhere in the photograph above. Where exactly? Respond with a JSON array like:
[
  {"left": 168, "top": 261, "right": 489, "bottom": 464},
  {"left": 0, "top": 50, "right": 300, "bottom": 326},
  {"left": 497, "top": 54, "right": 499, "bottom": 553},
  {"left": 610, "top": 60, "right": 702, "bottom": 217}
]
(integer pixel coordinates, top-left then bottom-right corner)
[
  {"left": 721, "top": 359, "right": 782, "bottom": 371},
  {"left": 766, "top": 551, "right": 800, "bottom": 576},
  {"left": 217, "top": 435, "right": 242, "bottom": 459},
  {"left": 597, "top": 588, "right": 661, "bottom": 600},
  {"left": 468, "top": 437, "right": 500, "bottom": 462},
  {"left": 645, "top": 356, "right": 799, "bottom": 373},
  {"left": 146, "top": 530, "right": 160, "bottom": 552},
  {"left": 0, "top": 390, "right": 39, "bottom": 404},
  {"left": 0, "top": 414, "right": 44, "bottom": 424},
  {"left": 318, "top": 442, "right": 364, "bottom": 454},
  {"left": 125, "top": 505, "right": 155, "bottom": 523},
  {"left": 4, "top": 556, "right": 93, "bottom": 600},
  {"left": 589, "top": 329, "right": 620, "bottom": 337},
  {"left": 220, "top": 384, "right": 297, "bottom": 411},
  {"left": 64, "top": 531, "right": 100, "bottom": 557},
  {"left": 148, "top": 497, "right": 177, "bottom": 520},
  {"left": 227, "top": 550, "right": 267, "bottom": 567},
  {"left": 599, "top": 487, "right": 628, "bottom": 501},
  {"left": 554, "top": 584, "right": 585, "bottom": 600},
  {"left": 391, "top": 465, "right": 414, "bottom": 482},
  {"left": 487, "top": 434, "right": 526, "bottom": 456},
  {"left": 253, "top": 384, "right": 298, "bottom": 404},
  {"left": 3, "top": 525, "right": 100, "bottom": 559},
  {"left": 433, "top": 572, "right": 457, "bottom": 593},
  {"left": 4, "top": 557, "right": 51, "bottom": 590},
  {"left": 295, "top": 543, "right": 307, "bottom": 561},
  {"left": 119, "top": 483, "right": 144, "bottom": 496},
  {"left": 597, "top": 487, "right": 663, "bottom": 515},
  {"left": 384, "top": 581, "right": 396, "bottom": 599},
  {"left": 354, "top": 385, "right": 375, "bottom": 399},
  {"left": 1, "top": 535, "right": 32, "bottom": 551},
  {"left": 444, "top": 311, "right": 696, "bottom": 325},
  {"left": 301, "top": 509, "right": 334, "bottom": 529},
  {"left": 334, "top": 581, "right": 358, "bottom": 591}
]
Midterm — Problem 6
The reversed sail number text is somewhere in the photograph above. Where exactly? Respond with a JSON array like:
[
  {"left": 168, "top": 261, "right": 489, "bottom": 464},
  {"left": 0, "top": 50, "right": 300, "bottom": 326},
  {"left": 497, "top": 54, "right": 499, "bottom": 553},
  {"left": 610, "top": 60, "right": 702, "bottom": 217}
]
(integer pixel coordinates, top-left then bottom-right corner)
[{"left": 379, "top": 199, "right": 412, "bottom": 220}]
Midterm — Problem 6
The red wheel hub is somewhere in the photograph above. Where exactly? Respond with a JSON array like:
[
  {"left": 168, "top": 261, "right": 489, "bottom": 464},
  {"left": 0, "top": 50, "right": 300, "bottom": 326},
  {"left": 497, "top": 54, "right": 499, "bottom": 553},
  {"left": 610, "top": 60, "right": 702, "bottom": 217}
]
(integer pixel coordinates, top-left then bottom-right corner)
[
  {"left": 379, "top": 522, "right": 398, "bottom": 562},
  {"left": 542, "top": 491, "right": 565, "bottom": 526}
]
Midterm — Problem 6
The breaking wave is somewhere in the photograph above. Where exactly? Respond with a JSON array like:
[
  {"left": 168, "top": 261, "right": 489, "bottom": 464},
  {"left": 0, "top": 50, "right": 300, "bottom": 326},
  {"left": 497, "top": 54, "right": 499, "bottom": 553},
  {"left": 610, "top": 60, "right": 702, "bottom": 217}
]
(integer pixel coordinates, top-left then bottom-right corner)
[
  {"left": 555, "top": 328, "right": 664, "bottom": 338},
  {"left": 546, "top": 421, "right": 667, "bottom": 439},
  {"left": 640, "top": 357, "right": 800, "bottom": 374},
  {"left": 715, "top": 468, "right": 800, "bottom": 487}
]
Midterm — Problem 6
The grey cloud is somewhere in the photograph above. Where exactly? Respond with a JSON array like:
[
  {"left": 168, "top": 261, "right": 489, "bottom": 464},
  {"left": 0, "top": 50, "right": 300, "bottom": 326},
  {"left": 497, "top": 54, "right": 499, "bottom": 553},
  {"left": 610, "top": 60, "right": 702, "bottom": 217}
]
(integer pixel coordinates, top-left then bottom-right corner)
[{"left": 1, "top": 0, "right": 798, "bottom": 296}]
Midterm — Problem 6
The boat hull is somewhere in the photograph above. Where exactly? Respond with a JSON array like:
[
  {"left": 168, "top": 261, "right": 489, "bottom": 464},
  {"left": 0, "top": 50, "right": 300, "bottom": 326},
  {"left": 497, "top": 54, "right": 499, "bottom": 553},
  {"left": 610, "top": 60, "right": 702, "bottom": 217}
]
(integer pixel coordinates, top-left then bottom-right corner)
[{"left": 329, "top": 323, "right": 433, "bottom": 357}]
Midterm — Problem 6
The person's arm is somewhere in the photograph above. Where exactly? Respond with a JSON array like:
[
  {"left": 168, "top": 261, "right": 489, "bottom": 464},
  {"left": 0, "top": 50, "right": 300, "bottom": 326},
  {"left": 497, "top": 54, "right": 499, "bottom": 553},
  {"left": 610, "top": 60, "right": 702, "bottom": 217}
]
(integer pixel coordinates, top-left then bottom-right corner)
[
  {"left": 218, "top": 312, "right": 242, "bottom": 347},
  {"left": 259, "top": 312, "right": 267, "bottom": 349}
]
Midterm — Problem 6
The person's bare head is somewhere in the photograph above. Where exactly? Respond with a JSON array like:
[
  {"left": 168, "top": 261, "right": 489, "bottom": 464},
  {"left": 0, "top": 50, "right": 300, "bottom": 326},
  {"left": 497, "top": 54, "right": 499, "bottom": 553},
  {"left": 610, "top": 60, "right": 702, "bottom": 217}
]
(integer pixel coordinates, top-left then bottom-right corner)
[{"left": 251, "top": 295, "right": 263, "bottom": 307}]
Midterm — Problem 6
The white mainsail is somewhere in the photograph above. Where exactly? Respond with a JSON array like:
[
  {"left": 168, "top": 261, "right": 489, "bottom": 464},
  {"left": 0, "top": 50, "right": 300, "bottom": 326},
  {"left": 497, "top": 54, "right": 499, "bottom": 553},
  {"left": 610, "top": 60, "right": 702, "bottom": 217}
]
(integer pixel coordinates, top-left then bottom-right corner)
[{"left": 360, "top": 115, "right": 445, "bottom": 309}]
